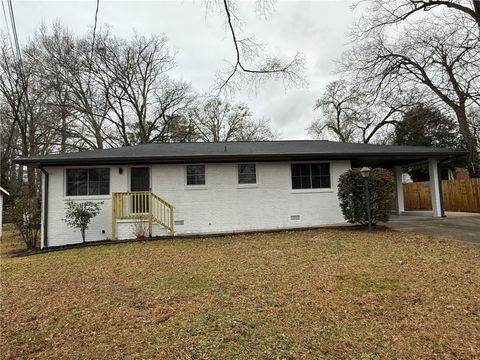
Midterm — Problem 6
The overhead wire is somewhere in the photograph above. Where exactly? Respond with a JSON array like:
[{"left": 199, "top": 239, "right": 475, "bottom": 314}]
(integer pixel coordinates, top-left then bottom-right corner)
[
  {"left": 6, "top": 0, "right": 30, "bottom": 110},
  {"left": 87, "top": 0, "right": 100, "bottom": 91},
  {"left": 1, "top": 0, "right": 15, "bottom": 57}
]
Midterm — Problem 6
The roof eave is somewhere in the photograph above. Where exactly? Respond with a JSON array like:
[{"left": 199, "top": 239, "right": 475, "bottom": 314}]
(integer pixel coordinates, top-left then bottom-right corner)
[{"left": 14, "top": 151, "right": 467, "bottom": 167}]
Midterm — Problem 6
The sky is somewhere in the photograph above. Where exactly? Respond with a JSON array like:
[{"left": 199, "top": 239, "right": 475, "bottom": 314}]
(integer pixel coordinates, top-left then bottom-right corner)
[{"left": 2, "top": 0, "right": 357, "bottom": 139}]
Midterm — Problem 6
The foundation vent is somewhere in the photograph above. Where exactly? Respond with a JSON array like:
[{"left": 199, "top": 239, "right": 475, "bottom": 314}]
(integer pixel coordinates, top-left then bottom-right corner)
[
  {"left": 174, "top": 220, "right": 185, "bottom": 226},
  {"left": 290, "top": 215, "right": 300, "bottom": 221}
]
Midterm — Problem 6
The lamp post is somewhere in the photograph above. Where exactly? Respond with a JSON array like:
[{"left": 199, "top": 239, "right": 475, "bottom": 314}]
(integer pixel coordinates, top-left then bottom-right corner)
[{"left": 360, "top": 167, "right": 372, "bottom": 231}]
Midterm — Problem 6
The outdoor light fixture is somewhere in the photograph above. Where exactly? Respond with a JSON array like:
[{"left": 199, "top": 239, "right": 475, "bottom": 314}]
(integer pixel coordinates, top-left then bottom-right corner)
[
  {"left": 360, "top": 167, "right": 372, "bottom": 231},
  {"left": 360, "top": 166, "right": 371, "bottom": 178}
]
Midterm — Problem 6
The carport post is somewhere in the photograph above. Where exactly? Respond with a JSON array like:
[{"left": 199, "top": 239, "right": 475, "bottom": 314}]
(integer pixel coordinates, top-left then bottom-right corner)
[
  {"left": 394, "top": 166, "right": 404, "bottom": 215},
  {"left": 428, "top": 158, "right": 443, "bottom": 217}
]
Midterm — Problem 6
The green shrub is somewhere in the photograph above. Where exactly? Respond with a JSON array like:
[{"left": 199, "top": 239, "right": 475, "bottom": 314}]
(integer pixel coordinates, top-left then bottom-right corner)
[{"left": 337, "top": 168, "right": 395, "bottom": 225}]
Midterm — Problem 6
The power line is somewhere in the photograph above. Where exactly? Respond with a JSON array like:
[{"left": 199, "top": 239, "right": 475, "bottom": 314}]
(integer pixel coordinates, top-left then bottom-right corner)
[
  {"left": 7, "top": 0, "right": 23, "bottom": 68},
  {"left": 87, "top": 0, "right": 100, "bottom": 83},
  {"left": 91, "top": 0, "right": 100, "bottom": 58},
  {"left": 0, "top": 0, "right": 15, "bottom": 58},
  {"left": 6, "top": 0, "right": 26, "bottom": 84},
  {"left": 6, "top": 0, "right": 31, "bottom": 112}
]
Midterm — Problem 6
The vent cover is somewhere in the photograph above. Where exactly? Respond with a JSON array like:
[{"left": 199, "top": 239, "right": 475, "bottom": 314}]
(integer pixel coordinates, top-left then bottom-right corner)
[
  {"left": 290, "top": 215, "right": 300, "bottom": 221},
  {"left": 174, "top": 220, "right": 185, "bottom": 226}
]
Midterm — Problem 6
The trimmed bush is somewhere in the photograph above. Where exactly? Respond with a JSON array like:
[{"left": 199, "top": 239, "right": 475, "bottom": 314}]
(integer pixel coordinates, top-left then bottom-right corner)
[{"left": 337, "top": 168, "right": 395, "bottom": 225}]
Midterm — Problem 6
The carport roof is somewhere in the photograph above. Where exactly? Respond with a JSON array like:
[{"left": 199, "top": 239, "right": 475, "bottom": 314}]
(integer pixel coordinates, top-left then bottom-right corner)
[{"left": 15, "top": 140, "right": 466, "bottom": 166}]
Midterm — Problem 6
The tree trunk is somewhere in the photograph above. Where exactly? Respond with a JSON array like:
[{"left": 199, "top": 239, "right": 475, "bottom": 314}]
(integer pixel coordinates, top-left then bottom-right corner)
[
  {"left": 60, "top": 107, "right": 68, "bottom": 153},
  {"left": 455, "top": 107, "right": 480, "bottom": 178},
  {"left": 473, "top": 0, "right": 480, "bottom": 28}
]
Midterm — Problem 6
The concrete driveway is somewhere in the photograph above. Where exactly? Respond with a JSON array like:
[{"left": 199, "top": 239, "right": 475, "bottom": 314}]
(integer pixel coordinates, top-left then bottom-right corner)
[{"left": 386, "top": 212, "right": 480, "bottom": 245}]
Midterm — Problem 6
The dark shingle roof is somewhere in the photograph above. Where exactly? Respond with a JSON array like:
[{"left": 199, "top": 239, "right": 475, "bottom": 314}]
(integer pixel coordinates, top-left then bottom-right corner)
[{"left": 15, "top": 140, "right": 466, "bottom": 166}]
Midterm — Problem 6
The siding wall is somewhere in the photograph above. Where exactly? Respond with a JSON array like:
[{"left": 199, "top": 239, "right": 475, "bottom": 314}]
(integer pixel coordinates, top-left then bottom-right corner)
[{"left": 43, "top": 160, "right": 351, "bottom": 247}]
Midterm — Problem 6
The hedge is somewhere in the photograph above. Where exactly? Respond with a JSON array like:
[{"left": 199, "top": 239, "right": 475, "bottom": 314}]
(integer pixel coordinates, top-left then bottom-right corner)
[{"left": 337, "top": 168, "right": 395, "bottom": 225}]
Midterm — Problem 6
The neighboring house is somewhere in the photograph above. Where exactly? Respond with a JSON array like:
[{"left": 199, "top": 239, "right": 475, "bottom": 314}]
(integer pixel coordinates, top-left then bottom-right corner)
[
  {"left": 15, "top": 140, "right": 465, "bottom": 248},
  {"left": 0, "top": 186, "right": 10, "bottom": 238}
]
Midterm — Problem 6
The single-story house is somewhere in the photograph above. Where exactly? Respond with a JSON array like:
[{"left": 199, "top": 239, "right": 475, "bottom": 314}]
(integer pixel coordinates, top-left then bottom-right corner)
[
  {"left": 0, "top": 186, "right": 10, "bottom": 238},
  {"left": 15, "top": 140, "right": 465, "bottom": 248}
]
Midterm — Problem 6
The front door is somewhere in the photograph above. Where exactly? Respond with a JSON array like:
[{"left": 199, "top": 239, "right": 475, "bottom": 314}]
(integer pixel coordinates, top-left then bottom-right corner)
[{"left": 130, "top": 167, "right": 150, "bottom": 213}]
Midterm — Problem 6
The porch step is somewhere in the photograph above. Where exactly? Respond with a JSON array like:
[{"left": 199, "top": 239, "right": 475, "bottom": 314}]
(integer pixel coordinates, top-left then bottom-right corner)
[{"left": 111, "top": 191, "right": 174, "bottom": 239}]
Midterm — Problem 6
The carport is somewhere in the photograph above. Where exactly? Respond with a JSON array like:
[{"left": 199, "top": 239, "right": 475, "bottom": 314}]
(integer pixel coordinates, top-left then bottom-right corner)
[
  {"left": 393, "top": 159, "right": 443, "bottom": 217},
  {"left": 351, "top": 154, "right": 467, "bottom": 218}
]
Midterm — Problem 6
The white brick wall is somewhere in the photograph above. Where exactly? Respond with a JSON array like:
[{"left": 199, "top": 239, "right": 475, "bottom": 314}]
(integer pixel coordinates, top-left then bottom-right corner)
[
  {"left": 43, "top": 166, "right": 128, "bottom": 247},
  {"left": 42, "top": 160, "right": 351, "bottom": 247}
]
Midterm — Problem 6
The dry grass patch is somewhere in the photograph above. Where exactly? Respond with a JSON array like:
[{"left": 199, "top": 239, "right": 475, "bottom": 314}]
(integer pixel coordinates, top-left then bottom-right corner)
[
  {"left": 1, "top": 227, "right": 479, "bottom": 359},
  {"left": 0, "top": 224, "right": 26, "bottom": 256}
]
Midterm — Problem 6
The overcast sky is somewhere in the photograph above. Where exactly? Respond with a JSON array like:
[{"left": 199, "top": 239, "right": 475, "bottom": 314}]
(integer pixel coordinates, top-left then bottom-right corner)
[{"left": 4, "top": 0, "right": 357, "bottom": 139}]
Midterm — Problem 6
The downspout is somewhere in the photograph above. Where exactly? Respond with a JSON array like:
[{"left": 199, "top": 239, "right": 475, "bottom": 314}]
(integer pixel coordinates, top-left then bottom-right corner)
[{"left": 39, "top": 166, "right": 49, "bottom": 248}]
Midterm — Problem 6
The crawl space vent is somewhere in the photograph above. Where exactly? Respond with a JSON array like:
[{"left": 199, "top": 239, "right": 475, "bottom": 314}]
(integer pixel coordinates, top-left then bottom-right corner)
[
  {"left": 290, "top": 215, "right": 300, "bottom": 221},
  {"left": 174, "top": 220, "right": 185, "bottom": 226}
]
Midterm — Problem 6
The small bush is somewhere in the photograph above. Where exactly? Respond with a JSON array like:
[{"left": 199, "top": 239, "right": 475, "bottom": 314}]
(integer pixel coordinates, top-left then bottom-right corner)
[
  {"left": 64, "top": 201, "right": 102, "bottom": 243},
  {"left": 337, "top": 168, "right": 395, "bottom": 225},
  {"left": 131, "top": 220, "right": 149, "bottom": 239}
]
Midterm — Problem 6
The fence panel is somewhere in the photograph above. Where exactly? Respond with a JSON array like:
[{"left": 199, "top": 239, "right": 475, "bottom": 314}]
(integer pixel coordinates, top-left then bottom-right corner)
[{"left": 403, "top": 179, "right": 480, "bottom": 213}]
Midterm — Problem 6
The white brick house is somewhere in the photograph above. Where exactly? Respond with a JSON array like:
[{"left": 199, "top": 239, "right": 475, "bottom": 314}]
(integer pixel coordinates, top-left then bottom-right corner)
[{"left": 16, "top": 140, "right": 464, "bottom": 248}]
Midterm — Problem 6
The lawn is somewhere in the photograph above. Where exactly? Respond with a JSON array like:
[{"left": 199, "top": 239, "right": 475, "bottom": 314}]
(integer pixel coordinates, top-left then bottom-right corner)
[{"left": 1, "top": 226, "right": 479, "bottom": 359}]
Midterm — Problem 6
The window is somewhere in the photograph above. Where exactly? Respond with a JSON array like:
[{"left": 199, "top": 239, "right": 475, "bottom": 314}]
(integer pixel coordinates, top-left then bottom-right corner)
[
  {"left": 66, "top": 168, "right": 110, "bottom": 196},
  {"left": 238, "top": 164, "right": 256, "bottom": 184},
  {"left": 186, "top": 165, "right": 205, "bottom": 185},
  {"left": 291, "top": 163, "right": 330, "bottom": 189}
]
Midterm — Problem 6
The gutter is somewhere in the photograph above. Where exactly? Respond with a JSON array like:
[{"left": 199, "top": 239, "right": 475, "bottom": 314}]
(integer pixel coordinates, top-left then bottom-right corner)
[
  {"left": 14, "top": 150, "right": 468, "bottom": 167},
  {"left": 39, "top": 167, "right": 49, "bottom": 248}
]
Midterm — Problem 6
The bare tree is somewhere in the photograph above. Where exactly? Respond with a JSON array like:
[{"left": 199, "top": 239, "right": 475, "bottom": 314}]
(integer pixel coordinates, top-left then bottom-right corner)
[
  {"left": 0, "top": 35, "right": 56, "bottom": 195},
  {"left": 308, "top": 80, "right": 360, "bottom": 143},
  {"left": 33, "top": 23, "right": 75, "bottom": 152},
  {"left": 344, "top": 14, "right": 480, "bottom": 175},
  {"left": 308, "top": 80, "right": 408, "bottom": 143},
  {"left": 63, "top": 35, "right": 114, "bottom": 150},
  {"left": 189, "top": 97, "right": 278, "bottom": 142},
  {"left": 34, "top": 24, "right": 114, "bottom": 150},
  {"left": 355, "top": 0, "right": 480, "bottom": 33},
  {"left": 0, "top": 102, "right": 17, "bottom": 188},
  {"left": 95, "top": 33, "right": 195, "bottom": 145}
]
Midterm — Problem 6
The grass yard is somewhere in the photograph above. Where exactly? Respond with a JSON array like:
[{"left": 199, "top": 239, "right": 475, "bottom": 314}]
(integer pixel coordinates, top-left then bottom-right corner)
[{"left": 1, "top": 226, "right": 479, "bottom": 359}]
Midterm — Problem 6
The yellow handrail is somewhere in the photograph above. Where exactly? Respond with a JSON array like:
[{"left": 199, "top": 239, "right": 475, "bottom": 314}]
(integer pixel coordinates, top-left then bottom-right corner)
[{"left": 111, "top": 191, "right": 174, "bottom": 239}]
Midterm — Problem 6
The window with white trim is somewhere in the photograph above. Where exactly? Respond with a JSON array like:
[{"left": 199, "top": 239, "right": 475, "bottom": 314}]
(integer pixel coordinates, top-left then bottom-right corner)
[
  {"left": 66, "top": 168, "right": 110, "bottom": 196},
  {"left": 237, "top": 164, "right": 256, "bottom": 184},
  {"left": 186, "top": 165, "right": 205, "bottom": 185},
  {"left": 291, "top": 163, "right": 330, "bottom": 189}
]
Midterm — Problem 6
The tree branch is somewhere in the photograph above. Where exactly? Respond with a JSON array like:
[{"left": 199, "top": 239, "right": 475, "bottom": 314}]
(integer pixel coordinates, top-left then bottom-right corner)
[{"left": 216, "top": 0, "right": 305, "bottom": 94}]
